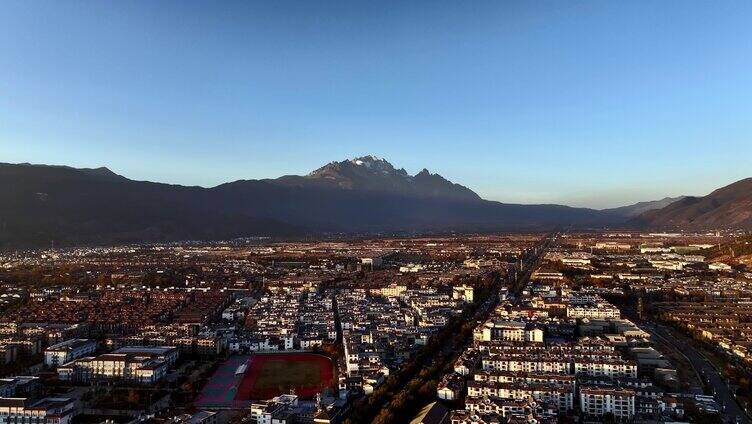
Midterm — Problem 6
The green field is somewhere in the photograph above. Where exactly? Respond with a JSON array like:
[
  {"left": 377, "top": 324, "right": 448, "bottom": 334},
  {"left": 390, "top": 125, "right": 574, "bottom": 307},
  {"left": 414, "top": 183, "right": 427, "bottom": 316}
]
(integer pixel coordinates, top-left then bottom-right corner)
[
  {"left": 238, "top": 353, "right": 334, "bottom": 399},
  {"left": 253, "top": 360, "right": 321, "bottom": 390}
]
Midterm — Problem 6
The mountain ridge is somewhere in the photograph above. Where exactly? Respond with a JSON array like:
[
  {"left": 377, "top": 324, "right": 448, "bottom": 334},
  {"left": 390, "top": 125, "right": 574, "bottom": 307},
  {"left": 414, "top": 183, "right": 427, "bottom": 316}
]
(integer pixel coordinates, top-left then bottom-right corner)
[
  {"left": 5, "top": 158, "right": 749, "bottom": 248},
  {"left": 603, "top": 196, "right": 687, "bottom": 217},
  {"left": 632, "top": 178, "right": 752, "bottom": 229},
  {"left": 272, "top": 155, "right": 481, "bottom": 201},
  {"left": 0, "top": 158, "right": 619, "bottom": 248}
]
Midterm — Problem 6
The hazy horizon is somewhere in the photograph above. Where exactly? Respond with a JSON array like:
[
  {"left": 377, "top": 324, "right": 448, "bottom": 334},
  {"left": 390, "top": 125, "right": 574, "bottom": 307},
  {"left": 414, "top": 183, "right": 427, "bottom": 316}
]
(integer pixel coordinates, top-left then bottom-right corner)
[{"left": 2, "top": 1, "right": 750, "bottom": 208}]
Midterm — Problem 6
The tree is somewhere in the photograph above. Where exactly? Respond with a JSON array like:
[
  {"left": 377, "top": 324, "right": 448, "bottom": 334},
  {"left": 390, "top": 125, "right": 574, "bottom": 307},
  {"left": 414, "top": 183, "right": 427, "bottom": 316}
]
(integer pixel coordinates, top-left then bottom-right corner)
[
  {"left": 417, "top": 379, "right": 437, "bottom": 399},
  {"left": 127, "top": 388, "right": 140, "bottom": 406},
  {"left": 372, "top": 409, "right": 394, "bottom": 424}
]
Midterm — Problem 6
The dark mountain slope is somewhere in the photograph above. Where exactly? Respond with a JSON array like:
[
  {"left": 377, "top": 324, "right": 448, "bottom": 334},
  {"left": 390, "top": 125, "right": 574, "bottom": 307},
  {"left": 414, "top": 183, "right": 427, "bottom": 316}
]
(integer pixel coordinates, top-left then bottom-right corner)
[
  {"left": 0, "top": 159, "right": 625, "bottom": 248},
  {"left": 633, "top": 178, "right": 752, "bottom": 229},
  {"left": 211, "top": 179, "right": 617, "bottom": 233},
  {"left": 604, "top": 196, "right": 686, "bottom": 217},
  {"left": 0, "top": 163, "right": 302, "bottom": 248}
]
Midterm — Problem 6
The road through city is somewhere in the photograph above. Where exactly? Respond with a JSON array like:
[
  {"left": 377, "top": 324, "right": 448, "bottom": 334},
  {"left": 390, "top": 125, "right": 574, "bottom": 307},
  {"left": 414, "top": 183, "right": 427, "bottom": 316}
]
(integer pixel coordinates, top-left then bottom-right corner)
[{"left": 644, "top": 321, "right": 750, "bottom": 424}]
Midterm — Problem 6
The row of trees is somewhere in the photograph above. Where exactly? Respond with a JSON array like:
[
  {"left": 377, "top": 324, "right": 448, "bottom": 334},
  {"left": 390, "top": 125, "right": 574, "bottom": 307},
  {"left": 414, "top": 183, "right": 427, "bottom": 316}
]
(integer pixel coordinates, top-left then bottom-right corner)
[{"left": 343, "top": 272, "right": 501, "bottom": 424}]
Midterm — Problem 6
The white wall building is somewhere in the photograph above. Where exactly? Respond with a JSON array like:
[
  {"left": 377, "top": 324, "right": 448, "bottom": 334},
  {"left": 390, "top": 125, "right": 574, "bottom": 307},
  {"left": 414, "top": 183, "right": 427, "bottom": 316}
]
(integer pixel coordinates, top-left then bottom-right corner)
[
  {"left": 452, "top": 285, "right": 474, "bottom": 303},
  {"left": 0, "top": 397, "right": 78, "bottom": 424},
  {"left": 580, "top": 386, "right": 636, "bottom": 420},
  {"left": 57, "top": 346, "right": 177, "bottom": 385},
  {"left": 44, "top": 339, "right": 96, "bottom": 368}
]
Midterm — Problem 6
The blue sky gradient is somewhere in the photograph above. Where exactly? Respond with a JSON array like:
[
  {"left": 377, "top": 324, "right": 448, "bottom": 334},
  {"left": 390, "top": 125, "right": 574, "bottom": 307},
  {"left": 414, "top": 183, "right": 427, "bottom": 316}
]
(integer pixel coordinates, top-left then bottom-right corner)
[{"left": 1, "top": 1, "right": 750, "bottom": 208}]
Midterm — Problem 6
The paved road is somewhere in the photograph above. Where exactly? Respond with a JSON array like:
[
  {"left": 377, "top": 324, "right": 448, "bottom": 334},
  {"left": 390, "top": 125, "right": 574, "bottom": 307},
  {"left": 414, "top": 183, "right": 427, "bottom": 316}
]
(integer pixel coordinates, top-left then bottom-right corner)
[
  {"left": 644, "top": 321, "right": 750, "bottom": 424},
  {"left": 440, "top": 233, "right": 553, "bottom": 358},
  {"left": 358, "top": 234, "right": 554, "bottom": 420},
  {"left": 509, "top": 233, "right": 554, "bottom": 301}
]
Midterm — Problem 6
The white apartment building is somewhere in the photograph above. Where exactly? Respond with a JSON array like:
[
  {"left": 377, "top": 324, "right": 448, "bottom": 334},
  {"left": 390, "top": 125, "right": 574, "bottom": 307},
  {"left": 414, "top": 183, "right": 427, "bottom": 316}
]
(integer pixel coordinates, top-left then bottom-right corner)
[
  {"left": 475, "top": 321, "right": 522, "bottom": 342},
  {"left": 466, "top": 381, "right": 574, "bottom": 412},
  {"left": 525, "top": 326, "right": 544, "bottom": 343},
  {"left": 574, "top": 360, "right": 637, "bottom": 379},
  {"left": 378, "top": 284, "right": 406, "bottom": 298},
  {"left": 44, "top": 339, "right": 96, "bottom": 368},
  {"left": 561, "top": 257, "right": 591, "bottom": 266},
  {"left": 566, "top": 305, "right": 620, "bottom": 320},
  {"left": 482, "top": 357, "right": 570, "bottom": 374},
  {"left": 57, "top": 346, "right": 177, "bottom": 385},
  {"left": 0, "top": 397, "right": 77, "bottom": 424},
  {"left": 475, "top": 320, "right": 544, "bottom": 344},
  {"left": 580, "top": 386, "right": 636, "bottom": 420},
  {"left": 464, "top": 396, "right": 534, "bottom": 417},
  {"left": 452, "top": 285, "right": 474, "bottom": 303}
]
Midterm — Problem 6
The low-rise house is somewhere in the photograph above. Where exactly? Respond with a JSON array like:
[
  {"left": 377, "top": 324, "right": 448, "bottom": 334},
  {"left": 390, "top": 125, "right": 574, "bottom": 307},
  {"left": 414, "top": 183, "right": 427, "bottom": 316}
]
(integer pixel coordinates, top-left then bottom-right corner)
[{"left": 438, "top": 373, "right": 465, "bottom": 401}]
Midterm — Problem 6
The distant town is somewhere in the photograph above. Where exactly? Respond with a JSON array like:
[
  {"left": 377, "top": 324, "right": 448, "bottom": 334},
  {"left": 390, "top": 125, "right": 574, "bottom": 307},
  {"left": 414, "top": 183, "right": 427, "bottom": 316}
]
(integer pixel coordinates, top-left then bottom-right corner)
[
  {"left": 0, "top": 230, "right": 749, "bottom": 424},
  {"left": 4, "top": 0, "right": 750, "bottom": 423}
]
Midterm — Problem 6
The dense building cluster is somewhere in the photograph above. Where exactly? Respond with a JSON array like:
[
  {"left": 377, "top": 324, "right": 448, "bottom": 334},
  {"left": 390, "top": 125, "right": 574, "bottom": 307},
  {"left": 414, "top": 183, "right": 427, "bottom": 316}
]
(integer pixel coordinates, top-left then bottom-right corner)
[
  {"left": 338, "top": 284, "right": 468, "bottom": 395},
  {"left": 435, "top": 232, "right": 747, "bottom": 423},
  {"left": 442, "top": 291, "right": 653, "bottom": 422},
  {"left": 232, "top": 282, "right": 336, "bottom": 352},
  {"left": 0, "top": 231, "right": 748, "bottom": 424},
  {"left": 653, "top": 301, "right": 752, "bottom": 363}
]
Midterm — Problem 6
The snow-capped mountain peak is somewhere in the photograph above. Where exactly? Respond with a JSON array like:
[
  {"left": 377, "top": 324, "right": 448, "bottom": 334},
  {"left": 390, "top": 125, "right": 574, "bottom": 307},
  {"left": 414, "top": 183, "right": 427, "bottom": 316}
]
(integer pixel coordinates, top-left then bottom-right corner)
[{"left": 302, "top": 156, "right": 480, "bottom": 200}]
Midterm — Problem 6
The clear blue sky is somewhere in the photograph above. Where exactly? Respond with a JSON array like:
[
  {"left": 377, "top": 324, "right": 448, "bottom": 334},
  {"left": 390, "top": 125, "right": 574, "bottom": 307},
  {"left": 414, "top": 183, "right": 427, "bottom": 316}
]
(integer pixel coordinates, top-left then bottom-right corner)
[{"left": 1, "top": 1, "right": 750, "bottom": 208}]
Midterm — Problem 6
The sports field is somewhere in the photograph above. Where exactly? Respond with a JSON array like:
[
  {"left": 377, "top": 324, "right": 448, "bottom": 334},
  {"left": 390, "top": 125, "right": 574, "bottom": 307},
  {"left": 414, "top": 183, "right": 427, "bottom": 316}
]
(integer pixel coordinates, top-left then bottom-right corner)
[
  {"left": 238, "top": 353, "right": 334, "bottom": 400},
  {"left": 195, "top": 353, "right": 334, "bottom": 408}
]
